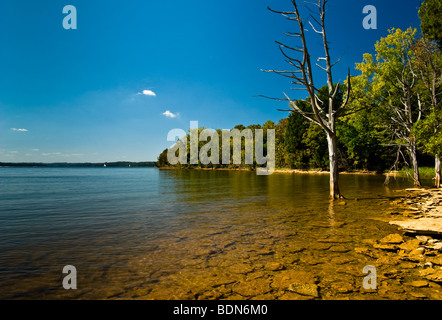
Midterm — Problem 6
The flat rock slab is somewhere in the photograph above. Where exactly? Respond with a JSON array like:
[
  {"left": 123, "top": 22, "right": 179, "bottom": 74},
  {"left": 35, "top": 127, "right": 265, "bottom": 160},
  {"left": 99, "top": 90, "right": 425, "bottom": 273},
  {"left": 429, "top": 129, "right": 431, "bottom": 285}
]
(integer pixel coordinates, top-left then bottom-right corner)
[
  {"left": 288, "top": 283, "right": 319, "bottom": 297},
  {"left": 390, "top": 218, "right": 442, "bottom": 236}
]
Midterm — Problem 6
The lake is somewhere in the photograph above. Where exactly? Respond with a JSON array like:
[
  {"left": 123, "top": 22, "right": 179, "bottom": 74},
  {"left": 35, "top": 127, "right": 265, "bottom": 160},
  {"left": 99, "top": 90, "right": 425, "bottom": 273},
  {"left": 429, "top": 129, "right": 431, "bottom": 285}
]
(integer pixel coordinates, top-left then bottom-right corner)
[{"left": 0, "top": 167, "right": 423, "bottom": 299}]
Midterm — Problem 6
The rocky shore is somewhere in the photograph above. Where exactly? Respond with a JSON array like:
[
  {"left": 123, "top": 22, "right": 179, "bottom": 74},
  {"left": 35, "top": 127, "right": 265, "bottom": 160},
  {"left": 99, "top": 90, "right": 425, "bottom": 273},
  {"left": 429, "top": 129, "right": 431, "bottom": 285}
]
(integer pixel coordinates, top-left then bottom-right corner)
[{"left": 352, "top": 188, "right": 442, "bottom": 299}]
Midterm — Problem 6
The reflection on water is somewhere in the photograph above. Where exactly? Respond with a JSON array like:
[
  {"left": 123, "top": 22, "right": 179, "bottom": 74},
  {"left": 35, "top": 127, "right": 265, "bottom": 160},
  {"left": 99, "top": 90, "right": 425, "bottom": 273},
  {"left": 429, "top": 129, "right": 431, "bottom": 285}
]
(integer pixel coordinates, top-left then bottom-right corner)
[{"left": 0, "top": 167, "right": 429, "bottom": 299}]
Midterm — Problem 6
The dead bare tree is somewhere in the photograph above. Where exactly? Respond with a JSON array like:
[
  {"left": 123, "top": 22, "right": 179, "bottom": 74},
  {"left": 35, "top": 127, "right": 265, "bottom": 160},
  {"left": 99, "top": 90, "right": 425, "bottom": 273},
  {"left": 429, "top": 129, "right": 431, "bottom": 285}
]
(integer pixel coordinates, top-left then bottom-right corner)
[{"left": 261, "top": 0, "right": 351, "bottom": 199}]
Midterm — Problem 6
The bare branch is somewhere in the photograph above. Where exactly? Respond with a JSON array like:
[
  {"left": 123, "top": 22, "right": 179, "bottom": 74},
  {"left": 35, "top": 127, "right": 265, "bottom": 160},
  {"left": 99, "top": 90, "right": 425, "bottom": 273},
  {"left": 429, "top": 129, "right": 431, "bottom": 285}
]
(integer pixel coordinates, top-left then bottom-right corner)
[
  {"left": 283, "top": 32, "right": 302, "bottom": 38},
  {"left": 284, "top": 93, "right": 320, "bottom": 124},
  {"left": 335, "top": 69, "right": 351, "bottom": 116},
  {"left": 330, "top": 80, "right": 341, "bottom": 100},
  {"left": 278, "top": 46, "right": 303, "bottom": 67},
  {"left": 277, "top": 109, "right": 294, "bottom": 112},
  {"left": 254, "top": 94, "right": 290, "bottom": 102},
  {"left": 331, "top": 57, "right": 341, "bottom": 68},
  {"left": 267, "top": 7, "right": 297, "bottom": 16},
  {"left": 315, "top": 63, "right": 327, "bottom": 71},
  {"left": 308, "top": 20, "right": 323, "bottom": 34},
  {"left": 275, "top": 41, "right": 304, "bottom": 53}
]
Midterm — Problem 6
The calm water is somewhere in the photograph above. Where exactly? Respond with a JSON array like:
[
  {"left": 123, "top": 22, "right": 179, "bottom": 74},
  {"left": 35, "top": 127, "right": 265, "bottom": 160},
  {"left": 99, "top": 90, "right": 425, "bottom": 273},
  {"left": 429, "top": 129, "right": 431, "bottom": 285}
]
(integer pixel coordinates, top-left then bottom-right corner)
[{"left": 0, "top": 167, "right": 420, "bottom": 299}]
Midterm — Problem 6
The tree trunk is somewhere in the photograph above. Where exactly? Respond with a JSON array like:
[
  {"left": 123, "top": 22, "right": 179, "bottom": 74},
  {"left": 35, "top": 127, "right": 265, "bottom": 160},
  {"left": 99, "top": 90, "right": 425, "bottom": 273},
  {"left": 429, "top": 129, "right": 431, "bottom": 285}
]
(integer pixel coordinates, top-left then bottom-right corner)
[
  {"left": 409, "top": 141, "right": 421, "bottom": 187},
  {"left": 327, "top": 133, "right": 341, "bottom": 199},
  {"left": 435, "top": 154, "right": 441, "bottom": 188}
]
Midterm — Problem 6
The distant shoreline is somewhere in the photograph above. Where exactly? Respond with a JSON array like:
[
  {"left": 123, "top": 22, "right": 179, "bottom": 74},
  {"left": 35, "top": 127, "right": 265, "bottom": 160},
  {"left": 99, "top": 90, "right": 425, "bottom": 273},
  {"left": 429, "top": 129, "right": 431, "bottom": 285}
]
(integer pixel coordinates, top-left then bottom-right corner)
[{"left": 0, "top": 161, "right": 156, "bottom": 168}]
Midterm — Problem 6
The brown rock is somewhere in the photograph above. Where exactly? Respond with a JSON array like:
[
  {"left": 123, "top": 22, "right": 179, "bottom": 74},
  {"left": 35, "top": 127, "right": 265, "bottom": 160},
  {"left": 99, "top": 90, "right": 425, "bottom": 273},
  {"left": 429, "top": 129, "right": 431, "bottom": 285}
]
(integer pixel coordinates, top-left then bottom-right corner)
[
  {"left": 265, "top": 262, "right": 285, "bottom": 271},
  {"left": 232, "top": 278, "right": 272, "bottom": 297},
  {"left": 373, "top": 243, "right": 399, "bottom": 251},
  {"left": 409, "top": 280, "right": 429, "bottom": 288},
  {"left": 428, "top": 256, "right": 442, "bottom": 265},
  {"left": 271, "top": 270, "right": 318, "bottom": 290},
  {"left": 329, "top": 245, "right": 351, "bottom": 253},
  {"left": 354, "top": 247, "right": 380, "bottom": 259},
  {"left": 229, "top": 263, "right": 255, "bottom": 274},
  {"left": 380, "top": 234, "right": 404, "bottom": 244},
  {"left": 288, "top": 283, "right": 319, "bottom": 297},
  {"left": 420, "top": 268, "right": 442, "bottom": 283},
  {"left": 330, "top": 282, "right": 355, "bottom": 294},
  {"left": 286, "top": 244, "right": 306, "bottom": 253},
  {"left": 410, "top": 292, "right": 427, "bottom": 299},
  {"left": 399, "top": 239, "right": 423, "bottom": 252},
  {"left": 390, "top": 218, "right": 442, "bottom": 236},
  {"left": 382, "top": 269, "right": 402, "bottom": 279}
]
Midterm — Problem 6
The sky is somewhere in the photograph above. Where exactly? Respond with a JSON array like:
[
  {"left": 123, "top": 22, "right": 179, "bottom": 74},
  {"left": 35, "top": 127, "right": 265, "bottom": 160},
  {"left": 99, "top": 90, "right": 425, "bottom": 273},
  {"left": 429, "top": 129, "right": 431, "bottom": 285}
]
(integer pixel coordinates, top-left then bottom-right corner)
[{"left": 0, "top": 0, "right": 422, "bottom": 162}]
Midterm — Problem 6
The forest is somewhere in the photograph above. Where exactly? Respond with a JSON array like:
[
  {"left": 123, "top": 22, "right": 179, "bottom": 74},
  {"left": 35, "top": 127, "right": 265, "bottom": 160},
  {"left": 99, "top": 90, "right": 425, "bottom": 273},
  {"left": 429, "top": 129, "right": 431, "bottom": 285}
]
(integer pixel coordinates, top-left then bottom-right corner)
[{"left": 158, "top": 0, "right": 441, "bottom": 190}]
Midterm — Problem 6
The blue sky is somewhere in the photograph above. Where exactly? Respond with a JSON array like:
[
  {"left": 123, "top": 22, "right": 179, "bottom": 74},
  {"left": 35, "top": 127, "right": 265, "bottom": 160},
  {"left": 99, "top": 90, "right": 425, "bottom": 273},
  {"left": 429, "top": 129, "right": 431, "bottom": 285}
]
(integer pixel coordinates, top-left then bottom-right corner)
[{"left": 0, "top": 0, "right": 422, "bottom": 162}]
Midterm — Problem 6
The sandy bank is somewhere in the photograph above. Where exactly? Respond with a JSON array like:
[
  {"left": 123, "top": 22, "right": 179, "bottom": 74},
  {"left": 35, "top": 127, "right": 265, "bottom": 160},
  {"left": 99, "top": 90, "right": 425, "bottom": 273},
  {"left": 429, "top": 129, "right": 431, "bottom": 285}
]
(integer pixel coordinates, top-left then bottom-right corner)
[{"left": 157, "top": 166, "right": 386, "bottom": 175}]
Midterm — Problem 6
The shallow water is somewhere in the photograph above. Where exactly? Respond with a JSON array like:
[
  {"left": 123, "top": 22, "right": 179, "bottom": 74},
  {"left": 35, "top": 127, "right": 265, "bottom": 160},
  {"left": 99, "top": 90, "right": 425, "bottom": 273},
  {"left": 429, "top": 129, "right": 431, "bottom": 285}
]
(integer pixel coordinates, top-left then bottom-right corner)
[{"left": 0, "top": 167, "right": 435, "bottom": 299}]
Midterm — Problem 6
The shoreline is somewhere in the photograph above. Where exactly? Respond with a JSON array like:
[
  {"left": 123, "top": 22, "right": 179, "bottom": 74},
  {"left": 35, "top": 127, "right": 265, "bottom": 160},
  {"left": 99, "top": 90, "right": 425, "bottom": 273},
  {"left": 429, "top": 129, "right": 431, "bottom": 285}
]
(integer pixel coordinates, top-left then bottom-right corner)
[
  {"left": 355, "top": 188, "right": 442, "bottom": 295},
  {"left": 157, "top": 166, "right": 387, "bottom": 175}
]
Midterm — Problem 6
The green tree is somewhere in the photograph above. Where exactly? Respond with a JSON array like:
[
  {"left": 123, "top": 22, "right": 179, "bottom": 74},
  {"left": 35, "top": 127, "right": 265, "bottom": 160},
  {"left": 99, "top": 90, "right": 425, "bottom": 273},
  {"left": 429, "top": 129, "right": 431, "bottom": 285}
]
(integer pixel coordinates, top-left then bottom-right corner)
[
  {"left": 356, "top": 28, "right": 423, "bottom": 186},
  {"left": 234, "top": 124, "right": 246, "bottom": 131},
  {"left": 419, "top": 0, "right": 442, "bottom": 46},
  {"left": 157, "top": 149, "right": 169, "bottom": 167},
  {"left": 412, "top": 37, "right": 442, "bottom": 187},
  {"left": 303, "top": 123, "right": 328, "bottom": 169},
  {"left": 275, "top": 118, "right": 289, "bottom": 168},
  {"left": 414, "top": 111, "right": 442, "bottom": 187}
]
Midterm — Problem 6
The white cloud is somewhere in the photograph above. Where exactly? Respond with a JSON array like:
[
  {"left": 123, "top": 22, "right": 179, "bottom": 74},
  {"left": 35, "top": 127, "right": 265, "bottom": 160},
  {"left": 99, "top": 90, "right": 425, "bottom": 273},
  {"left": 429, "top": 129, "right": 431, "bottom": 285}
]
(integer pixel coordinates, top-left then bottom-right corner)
[
  {"left": 31, "top": 149, "right": 40, "bottom": 152},
  {"left": 137, "top": 89, "right": 156, "bottom": 97},
  {"left": 11, "top": 128, "right": 28, "bottom": 132},
  {"left": 162, "top": 110, "right": 178, "bottom": 118}
]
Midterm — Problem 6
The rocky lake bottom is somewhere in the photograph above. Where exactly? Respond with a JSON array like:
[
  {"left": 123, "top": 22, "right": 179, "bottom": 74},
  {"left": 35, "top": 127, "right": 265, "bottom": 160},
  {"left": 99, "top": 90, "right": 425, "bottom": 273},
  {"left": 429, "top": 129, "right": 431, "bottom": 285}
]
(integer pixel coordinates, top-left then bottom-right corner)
[{"left": 38, "top": 190, "right": 442, "bottom": 300}]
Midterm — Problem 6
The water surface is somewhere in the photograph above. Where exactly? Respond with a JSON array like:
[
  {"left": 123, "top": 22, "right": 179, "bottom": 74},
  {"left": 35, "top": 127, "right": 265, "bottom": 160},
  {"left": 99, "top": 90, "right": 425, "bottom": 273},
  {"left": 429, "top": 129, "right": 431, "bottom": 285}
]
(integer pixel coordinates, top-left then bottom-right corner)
[{"left": 0, "top": 167, "right": 423, "bottom": 299}]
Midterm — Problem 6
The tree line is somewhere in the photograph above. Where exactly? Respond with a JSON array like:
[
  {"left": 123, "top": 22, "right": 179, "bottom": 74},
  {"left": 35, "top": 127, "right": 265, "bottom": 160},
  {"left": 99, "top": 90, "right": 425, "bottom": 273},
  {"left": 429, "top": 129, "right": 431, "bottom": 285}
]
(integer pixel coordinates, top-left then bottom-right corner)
[{"left": 0, "top": 162, "right": 156, "bottom": 167}]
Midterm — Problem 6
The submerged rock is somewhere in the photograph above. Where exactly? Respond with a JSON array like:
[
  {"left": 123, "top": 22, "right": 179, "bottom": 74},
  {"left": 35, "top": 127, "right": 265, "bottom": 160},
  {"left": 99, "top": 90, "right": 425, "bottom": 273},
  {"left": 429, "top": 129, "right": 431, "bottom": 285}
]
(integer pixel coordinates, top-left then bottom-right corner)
[
  {"left": 399, "top": 239, "right": 423, "bottom": 252},
  {"left": 271, "top": 270, "right": 318, "bottom": 290},
  {"left": 354, "top": 247, "right": 381, "bottom": 259},
  {"left": 409, "top": 280, "right": 429, "bottom": 288},
  {"left": 420, "top": 268, "right": 442, "bottom": 283},
  {"left": 232, "top": 278, "right": 272, "bottom": 297},
  {"left": 264, "top": 262, "right": 284, "bottom": 271},
  {"left": 380, "top": 234, "right": 404, "bottom": 244},
  {"left": 429, "top": 256, "right": 442, "bottom": 266},
  {"left": 373, "top": 243, "right": 400, "bottom": 251},
  {"left": 330, "top": 281, "right": 355, "bottom": 294},
  {"left": 328, "top": 245, "right": 351, "bottom": 253},
  {"left": 229, "top": 263, "right": 255, "bottom": 274},
  {"left": 288, "top": 283, "right": 319, "bottom": 297}
]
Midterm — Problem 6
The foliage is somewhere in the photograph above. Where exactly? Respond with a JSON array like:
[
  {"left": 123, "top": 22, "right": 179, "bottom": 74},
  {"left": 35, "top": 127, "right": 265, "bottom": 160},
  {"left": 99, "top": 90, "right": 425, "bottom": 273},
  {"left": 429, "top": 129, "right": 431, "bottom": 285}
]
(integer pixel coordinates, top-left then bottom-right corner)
[{"left": 419, "top": 0, "right": 442, "bottom": 46}]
